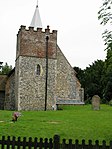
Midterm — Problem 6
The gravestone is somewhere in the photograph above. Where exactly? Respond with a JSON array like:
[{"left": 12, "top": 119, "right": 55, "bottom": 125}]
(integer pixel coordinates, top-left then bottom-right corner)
[{"left": 92, "top": 95, "right": 100, "bottom": 110}]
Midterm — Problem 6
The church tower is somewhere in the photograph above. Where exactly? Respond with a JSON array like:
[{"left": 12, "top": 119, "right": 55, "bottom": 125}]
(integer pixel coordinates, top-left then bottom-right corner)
[{"left": 15, "top": 2, "right": 57, "bottom": 110}]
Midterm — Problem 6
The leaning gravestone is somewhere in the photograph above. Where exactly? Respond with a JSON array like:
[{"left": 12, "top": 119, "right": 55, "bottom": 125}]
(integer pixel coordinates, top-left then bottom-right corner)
[{"left": 92, "top": 95, "right": 100, "bottom": 110}]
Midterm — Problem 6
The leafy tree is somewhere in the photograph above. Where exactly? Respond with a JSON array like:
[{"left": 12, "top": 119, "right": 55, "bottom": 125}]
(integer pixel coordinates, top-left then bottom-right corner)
[
  {"left": 103, "top": 72, "right": 112, "bottom": 101},
  {"left": 98, "top": 0, "right": 112, "bottom": 51},
  {"left": 0, "top": 62, "right": 12, "bottom": 75},
  {"left": 74, "top": 60, "right": 105, "bottom": 101},
  {"left": 98, "top": 0, "right": 112, "bottom": 101},
  {"left": 74, "top": 1, "right": 112, "bottom": 102},
  {"left": 73, "top": 66, "right": 85, "bottom": 86},
  {"left": 102, "top": 54, "right": 112, "bottom": 101},
  {"left": 98, "top": 0, "right": 112, "bottom": 25},
  {"left": 0, "top": 62, "right": 3, "bottom": 70},
  {"left": 85, "top": 60, "right": 104, "bottom": 100}
]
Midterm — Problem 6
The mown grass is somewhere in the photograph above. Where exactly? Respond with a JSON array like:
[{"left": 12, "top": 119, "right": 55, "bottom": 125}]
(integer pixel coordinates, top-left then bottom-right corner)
[{"left": 0, "top": 105, "right": 112, "bottom": 143}]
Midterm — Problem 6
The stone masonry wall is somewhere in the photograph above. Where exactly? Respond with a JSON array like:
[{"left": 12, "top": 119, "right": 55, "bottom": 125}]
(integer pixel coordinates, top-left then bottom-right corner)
[
  {"left": 4, "top": 72, "right": 15, "bottom": 110},
  {"left": 15, "top": 59, "right": 20, "bottom": 110},
  {"left": 0, "top": 91, "right": 5, "bottom": 110},
  {"left": 0, "top": 75, "right": 7, "bottom": 91},
  {"left": 0, "top": 75, "right": 7, "bottom": 110},
  {"left": 15, "top": 56, "right": 57, "bottom": 110},
  {"left": 56, "top": 46, "right": 83, "bottom": 102}
]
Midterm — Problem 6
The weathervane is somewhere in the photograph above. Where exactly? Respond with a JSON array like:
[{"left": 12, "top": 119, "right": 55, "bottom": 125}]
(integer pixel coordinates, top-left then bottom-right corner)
[{"left": 36, "top": 0, "right": 38, "bottom": 7}]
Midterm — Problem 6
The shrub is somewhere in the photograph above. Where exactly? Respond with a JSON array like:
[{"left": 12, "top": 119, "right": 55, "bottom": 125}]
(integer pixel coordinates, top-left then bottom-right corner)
[
  {"left": 100, "top": 98, "right": 108, "bottom": 104},
  {"left": 85, "top": 98, "right": 91, "bottom": 105},
  {"left": 109, "top": 100, "right": 112, "bottom": 106}
]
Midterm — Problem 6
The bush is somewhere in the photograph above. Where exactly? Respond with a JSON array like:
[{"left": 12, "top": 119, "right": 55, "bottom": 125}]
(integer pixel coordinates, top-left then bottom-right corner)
[
  {"left": 100, "top": 98, "right": 108, "bottom": 104},
  {"left": 85, "top": 98, "right": 91, "bottom": 105},
  {"left": 109, "top": 100, "right": 112, "bottom": 106}
]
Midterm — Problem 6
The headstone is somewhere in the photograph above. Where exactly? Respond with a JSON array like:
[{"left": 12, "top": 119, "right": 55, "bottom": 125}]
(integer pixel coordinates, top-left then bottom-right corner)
[{"left": 92, "top": 95, "right": 100, "bottom": 110}]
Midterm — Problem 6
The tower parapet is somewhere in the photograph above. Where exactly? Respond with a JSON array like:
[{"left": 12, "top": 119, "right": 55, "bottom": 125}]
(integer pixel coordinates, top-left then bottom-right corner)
[
  {"left": 16, "top": 25, "right": 57, "bottom": 60},
  {"left": 17, "top": 25, "right": 57, "bottom": 35}
]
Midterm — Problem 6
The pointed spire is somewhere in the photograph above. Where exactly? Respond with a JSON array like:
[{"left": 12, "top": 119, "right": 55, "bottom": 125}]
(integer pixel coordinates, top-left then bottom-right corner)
[{"left": 30, "top": 0, "right": 42, "bottom": 29}]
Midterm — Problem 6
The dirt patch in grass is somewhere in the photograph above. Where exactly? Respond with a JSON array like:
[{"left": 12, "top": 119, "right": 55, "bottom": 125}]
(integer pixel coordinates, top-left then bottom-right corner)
[
  {"left": 0, "top": 121, "right": 4, "bottom": 123},
  {"left": 47, "top": 121, "right": 61, "bottom": 124}
]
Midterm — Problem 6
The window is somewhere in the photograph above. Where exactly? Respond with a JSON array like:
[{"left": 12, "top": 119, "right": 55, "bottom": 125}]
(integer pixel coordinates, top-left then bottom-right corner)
[{"left": 36, "top": 64, "right": 41, "bottom": 76}]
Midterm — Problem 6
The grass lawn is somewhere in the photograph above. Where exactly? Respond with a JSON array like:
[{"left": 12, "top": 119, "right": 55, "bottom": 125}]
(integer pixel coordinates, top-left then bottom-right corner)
[{"left": 0, "top": 104, "right": 112, "bottom": 144}]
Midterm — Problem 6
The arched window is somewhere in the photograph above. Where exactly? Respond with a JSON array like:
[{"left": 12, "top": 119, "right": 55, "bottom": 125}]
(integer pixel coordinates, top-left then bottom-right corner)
[{"left": 36, "top": 64, "right": 41, "bottom": 76}]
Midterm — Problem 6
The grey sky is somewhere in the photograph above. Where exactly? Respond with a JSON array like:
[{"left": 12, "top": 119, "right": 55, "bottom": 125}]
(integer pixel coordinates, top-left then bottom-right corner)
[{"left": 0, "top": 0, "right": 106, "bottom": 69}]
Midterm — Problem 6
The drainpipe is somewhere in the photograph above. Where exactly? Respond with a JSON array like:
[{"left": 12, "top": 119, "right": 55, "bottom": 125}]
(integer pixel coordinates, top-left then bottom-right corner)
[{"left": 45, "top": 35, "right": 49, "bottom": 111}]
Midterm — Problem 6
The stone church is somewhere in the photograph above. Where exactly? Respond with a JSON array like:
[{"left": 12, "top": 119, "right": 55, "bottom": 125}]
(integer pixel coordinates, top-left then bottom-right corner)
[{"left": 0, "top": 2, "right": 84, "bottom": 111}]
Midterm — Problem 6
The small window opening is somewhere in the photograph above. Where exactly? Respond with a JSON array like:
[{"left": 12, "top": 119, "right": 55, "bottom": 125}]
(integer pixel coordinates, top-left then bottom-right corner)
[{"left": 36, "top": 64, "right": 41, "bottom": 76}]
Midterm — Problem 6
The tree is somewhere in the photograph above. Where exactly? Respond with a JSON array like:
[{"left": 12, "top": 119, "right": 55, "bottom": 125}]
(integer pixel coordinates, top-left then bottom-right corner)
[
  {"left": 98, "top": 0, "right": 112, "bottom": 25},
  {"left": 101, "top": 51, "right": 112, "bottom": 101},
  {"left": 103, "top": 72, "right": 112, "bottom": 101},
  {"left": 0, "top": 62, "right": 3, "bottom": 70},
  {"left": 98, "top": 0, "right": 112, "bottom": 101},
  {"left": 73, "top": 66, "right": 85, "bottom": 86},
  {"left": 74, "top": 60, "right": 105, "bottom": 101},
  {"left": 74, "top": 1, "right": 112, "bottom": 101},
  {"left": 0, "top": 62, "right": 12, "bottom": 75},
  {"left": 98, "top": 0, "right": 112, "bottom": 51},
  {"left": 84, "top": 60, "right": 105, "bottom": 100}
]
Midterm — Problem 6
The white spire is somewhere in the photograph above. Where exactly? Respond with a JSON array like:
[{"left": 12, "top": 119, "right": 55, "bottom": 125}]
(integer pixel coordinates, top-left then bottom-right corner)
[{"left": 30, "top": 0, "right": 42, "bottom": 29}]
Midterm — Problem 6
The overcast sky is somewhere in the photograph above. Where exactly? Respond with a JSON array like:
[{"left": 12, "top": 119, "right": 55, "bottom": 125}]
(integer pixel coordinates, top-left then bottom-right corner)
[{"left": 0, "top": 0, "right": 106, "bottom": 69}]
